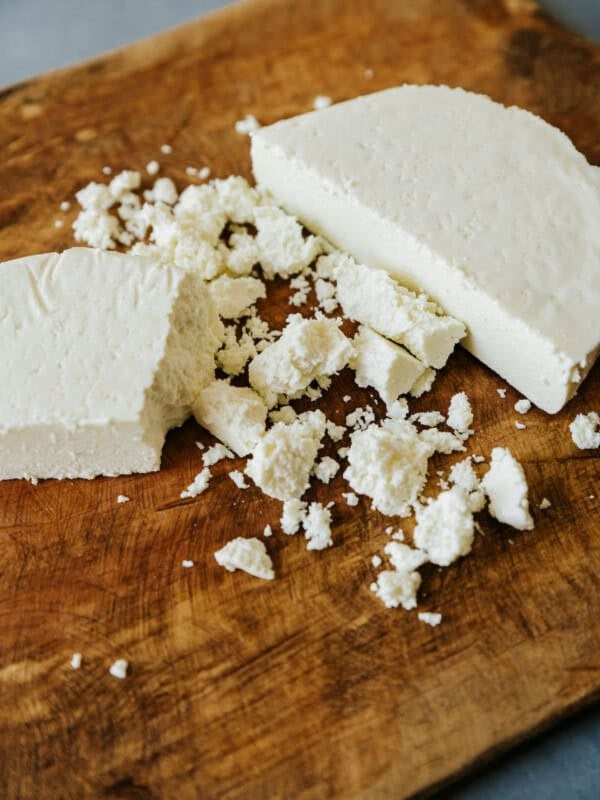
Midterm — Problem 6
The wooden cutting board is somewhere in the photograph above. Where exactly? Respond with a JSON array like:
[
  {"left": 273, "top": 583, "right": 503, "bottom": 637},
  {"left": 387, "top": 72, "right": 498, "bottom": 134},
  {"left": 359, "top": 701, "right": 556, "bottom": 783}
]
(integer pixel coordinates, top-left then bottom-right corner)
[{"left": 0, "top": 1, "right": 598, "bottom": 797}]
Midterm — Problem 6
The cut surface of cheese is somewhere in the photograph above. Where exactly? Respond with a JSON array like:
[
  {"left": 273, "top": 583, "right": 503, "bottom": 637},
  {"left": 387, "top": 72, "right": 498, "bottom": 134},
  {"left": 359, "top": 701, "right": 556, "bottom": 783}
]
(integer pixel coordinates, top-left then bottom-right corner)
[
  {"left": 251, "top": 84, "right": 600, "bottom": 413},
  {"left": 0, "top": 247, "right": 222, "bottom": 480}
]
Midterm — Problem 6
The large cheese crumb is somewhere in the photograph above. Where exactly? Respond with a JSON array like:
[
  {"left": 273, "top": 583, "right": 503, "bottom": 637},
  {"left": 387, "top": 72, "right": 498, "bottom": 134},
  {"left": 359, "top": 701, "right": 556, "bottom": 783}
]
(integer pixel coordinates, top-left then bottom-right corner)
[
  {"left": 303, "top": 502, "right": 333, "bottom": 550},
  {"left": 249, "top": 315, "right": 353, "bottom": 406},
  {"left": 314, "top": 456, "right": 339, "bottom": 484},
  {"left": 254, "top": 206, "right": 322, "bottom": 278},
  {"left": 413, "top": 487, "right": 474, "bottom": 566},
  {"left": 109, "top": 658, "right": 129, "bottom": 679},
  {"left": 481, "top": 447, "right": 534, "bottom": 530},
  {"left": 447, "top": 392, "right": 473, "bottom": 434},
  {"left": 373, "top": 570, "right": 421, "bottom": 610},
  {"left": 214, "top": 536, "right": 274, "bottom": 580},
  {"left": 448, "top": 457, "right": 486, "bottom": 513},
  {"left": 281, "top": 499, "right": 307, "bottom": 534},
  {"left": 180, "top": 468, "right": 211, "bottom": 499},
  {"left": 384, "top": 541, "right": 428, "bottom": 571},
  {"left": 418, "top": 612, "right": 442, "bottom": 627},
  {"left": 344, "top": 419, "right": 431, "bottom": 516},
  {"left": 208, "top": 275, "right": 266, "bottom": 319},
  {"left": 569, "top": 411, "right": 600, "bottom": 450},
  {"left": 193, "top": 381, "right": 267, "bottom": 457},
  {"left": 246, "top": 410, "right": 326, "bottom": 500},
  {"left": 334, "top": 259, "right": 465, "bottom": 368},
  {"left": 351, "top": 325, "right": 425, "bottom": 406}
]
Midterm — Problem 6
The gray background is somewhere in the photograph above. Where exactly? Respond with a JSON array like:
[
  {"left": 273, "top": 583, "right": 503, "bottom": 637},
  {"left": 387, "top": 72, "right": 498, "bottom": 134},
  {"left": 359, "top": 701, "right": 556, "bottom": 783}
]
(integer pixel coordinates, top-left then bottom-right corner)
[{"left": 0, "top": 1, "right": 598, "bottom": 798}]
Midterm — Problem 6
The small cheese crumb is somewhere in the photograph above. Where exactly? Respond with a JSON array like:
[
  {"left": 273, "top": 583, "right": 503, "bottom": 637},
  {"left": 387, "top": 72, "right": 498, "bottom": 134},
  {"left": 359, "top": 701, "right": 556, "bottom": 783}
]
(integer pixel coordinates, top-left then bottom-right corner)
[
  {"left": 214, "top": 536, "right": 274, "bottom": 579},
  {"left": 152, "top": 177, "right": 178, "bottom": 205},
  {"left": 182, "top": 559, "right": 194, "bottom": 568},
  {"left": 146, "top": 160, "right": 160, "bottom": 176},
  {"left": 569, "top": 412, "right": 600, "bottom": 450},
  {"left": 515, "top": 421, "right": 527, "bottom": 430},
  {"left": 60, "top": 200, "right": 71, "bottom": 211},
  {"left": 263, "top": 524, "right": 272, "bottom": 538},
  {"left": 418, "top": 612, "right": 442, "bottom": 627},
  {"left": 497, "top": 388, "right": 507, "bottom": 398},
  {"left": 473, "top": 455, "right": 486, "bottom": 463},
  {"left": 235, "top": 114, "right": 261, "bottom": 135},
  {"left": 229, "top": 470, "right": 249, "bottom": 489},
  {"left": 413, "top": 487, "right": 474, "bottom": 566},
  {"left": 371, "top": 555, "right": 382, "bottom": 568},
  {"left": 180, "top": 468, "right": 211, "bottom": 499},
  {"left": 481, "top": 447, "right": 534, "bottom": 531},
  {"left": 281, "top": 499, "right": 308, "bottom": 535},
  {"left": 385, "top": 541, "right": 428, "bottom": 572},
  {"left": 54, "top": 219, "right": 64, "bottom": 228},
  {"left": 102, "top": 165, "right": 112, "bottom": 175},
  {"left": 410, "top": 411, "right": 445, "bottom": 427},
  {"left": 342, "top": 395, "right": 351, "bottom": 403},
  {"left": 313, "top": 95, "right": 333, "bottom": 110},
  {"left": 160, "top": 144, "right": 173, "bottom": 154},
  {"left": 447, "top": 392, "right": 473, "bottom": 434},
  {"left": 198, "top": 166, "right": 211, "bottom": 180},
  {"left": 325, "top": 419, "right": 345, "bottom": 442},
  {"left": 109, "top": 658, "right": 128, "bottom": 679},
  {"left": 185, "top": 166, "right": 197, "bottom": 176},
  {"left": 314, "top": 456, "right": 339, "bottom": 484},
  {"left": 116, "top": 495, "right": 130, "bottom": 504},
  {"left": 303, "top": 502, "right": 333, "bottom": 550},
  {"left": 514, "top": 398, "right": 532, "bottom": 414},
  {"left": 342, "top": 492, "right": 359, "bottom": 507},
  {"left": 70, "top": 652, "right": 82, "bottom": 669},
  {"left": 373, "top": 570, "right": 421, "bottom": 610},
  {"left": 203, "top": 443, "right": 235, "bottom": 467},
  {"left": 269, "top": 406, "right": 297, "bottom": 425},
  {"left": 539, "top": 497, "right": 552, "bottom": 510}
]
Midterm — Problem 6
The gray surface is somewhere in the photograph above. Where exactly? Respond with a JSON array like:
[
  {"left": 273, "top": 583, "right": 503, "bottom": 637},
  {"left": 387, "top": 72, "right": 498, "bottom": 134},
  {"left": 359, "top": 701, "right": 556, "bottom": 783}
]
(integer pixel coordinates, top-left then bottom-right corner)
[{"left": 0, "top": 2, "right": 599, "bottom": 799}]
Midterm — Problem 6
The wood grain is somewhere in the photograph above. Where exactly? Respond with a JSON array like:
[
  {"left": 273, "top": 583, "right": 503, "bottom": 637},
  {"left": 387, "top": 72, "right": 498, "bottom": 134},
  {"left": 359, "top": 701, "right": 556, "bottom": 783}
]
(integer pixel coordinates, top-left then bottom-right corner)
[{"left": 0, "top": 1, "right": 599, "bottom": 798}]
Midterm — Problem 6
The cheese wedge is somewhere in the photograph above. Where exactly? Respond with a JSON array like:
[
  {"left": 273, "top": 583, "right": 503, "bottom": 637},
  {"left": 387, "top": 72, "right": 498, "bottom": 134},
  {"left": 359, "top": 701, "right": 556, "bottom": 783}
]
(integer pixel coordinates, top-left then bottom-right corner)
[
  {"left": 251, "top": 85, "right": 600, "bottom": 413},
  {"left": 0, "top": 247, "right": 222, "bottom": 480}
]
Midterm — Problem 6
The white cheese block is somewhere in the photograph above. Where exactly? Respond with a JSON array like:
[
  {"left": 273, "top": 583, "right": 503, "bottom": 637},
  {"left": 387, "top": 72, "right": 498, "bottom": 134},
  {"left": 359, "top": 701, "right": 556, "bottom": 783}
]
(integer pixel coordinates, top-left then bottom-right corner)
[
  {"left": 351, "top": 325, "right": 425, "bottom": 405},
  {"left": 0, "top": 247, "right": 222, "bottom": 480},
  {"left": 251, "top": 85, "right": 600, "bottom": 413}
]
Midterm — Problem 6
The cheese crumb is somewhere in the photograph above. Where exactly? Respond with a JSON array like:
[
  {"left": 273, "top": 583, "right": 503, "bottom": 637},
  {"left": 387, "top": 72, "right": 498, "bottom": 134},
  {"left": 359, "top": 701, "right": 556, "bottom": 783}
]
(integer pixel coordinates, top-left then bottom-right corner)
[
  {"left": 384, "top": 541, "right": 428, "bottom": 571},
  {"left": 413, "top": 487, "right": 474, "bottom": 566},
  {"left": 515, "top": 421, "right": 527, "bottom": 430},
  {"left": 116, "top": 495, "right": 130, "bottom": 504},
  {"left": 410, "top": 411, "right": 445, "bottom": 427},
  {"left": 193, "top": 381, "right": 267, "bottom": 457},
  {"left": 342, "top": 492, "right": 359, "bottom": 506},
  {"left": 303, "top": 501, "right": 333, "bottom": 550},
  {"left": 314, "top": 456, "right": 339, "bottom": 484},
  {"left": 325, "top": 419, "right": 345, "bottom": 442},
  {"left": 313, "top": 95, "right": 333, "bottom": 110},
  {"left": 447, "top": 392, "right": 473, "bottom": 434},
  {"left": 497, "top": 388, "right": 507, "bottom": 399},
  {"left": 54, "top": 219, "right": 64, "bottom": 228},
  {"left": 198, "top": 166, "right": 211, "bottom": 180},
  {"left": 203, "top": 443, "right": 235, "bottom": 467},
  {"left": 109, "top": 658, "right": 129, "bottom": 679},
  {"left": 515, "top": 398, "right": 532, "bottom": 414},
  {"left": 160, "top": 144, "right": 173, "bottom": 154},
  {"left": 481, "top": 447, "right": 534, "bottom": 530},
  {"left": 352, "top": 325, "right": 425, "bottom": 405},
  {"left": 229, "top": 470, "right": 249, "bottom": 489},
  {"left": 70, "top": 652, "right": 82, "bottom": 669},
  {"left": 263, "top": 524, "right": 272, "bottom": 537},
  {"left": 410, "top": 368, "right": 436, "bottom": 398},
  {"left": 182, "top": 559, "right": 194, "bottom": 568},
  {"left": 146, "top": 160, "right": 160, "bottom": 176},
  {"left": 373, "top": 570, "right": 421, "bottom": 610},
  {"left": 418, "top": 612, "right": 442, "bottom": 627},
  {"left": 60, "top": 200, "right": 71, "bottom": 211},
  {"left": 152, "top": 177, "right": 178, "bottom": 205},
  {"left": 214, "top": 536, "right": 274, "bottom": 579},
  {"left": 180, "top": 468, "right": 211, "bottom": 499},
  {"left": 371, "top": 555, "right": 382, "bottom": 567},
  {"left": 281, "top": 499, "right": 307, "bottom": 534},
  {"left": 569, "top": 412, "right": 600, "bottom": 450},
  {"left": 254, "top": 206, "right": 322, "bottom": 279},
  {"left": 539, "top": 497, "right": 552, "bottom": 510}
]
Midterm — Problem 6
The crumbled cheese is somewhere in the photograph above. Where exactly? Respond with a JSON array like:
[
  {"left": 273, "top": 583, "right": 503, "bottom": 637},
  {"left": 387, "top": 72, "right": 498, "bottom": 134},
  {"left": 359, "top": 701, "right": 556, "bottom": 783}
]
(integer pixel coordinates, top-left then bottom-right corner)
[
  {"left": 342, "top": 492, "right": 359, "bottom": 506},
  {"left": 246, "top": 410, "right": 326, "bottom": 500},
  {"left": 497, "top": 388, "right": 507, "bottom": 399},
  {"left": 72, "top": 209, "right": 121, "bottom": 249},
  {"left": 268, "top": 406, "right": 296, "bottom": 425},
  {"left": 109, "top": 658, "right": 129, "bottom": 679},
  {"left": 160, "top": 144, "right": 173, "bottom": 154},
  {"left": 54, "top": 219, "right": 64, "bottom": 228},
  {"left": 197, "top": 166, "right": 210, "bottom": 179},
  {"left": 473, "top": 455, "right": 486, "bottom": 464},
  {"left": 448, "top": 457, "right": 486, "bottom": 513},
  {"left": 569, "top": 412, "right": 600, "bottom": 450},
  {"left": 60, "top": 200, "right": 71, "bottom": 211},
  {"left": 281, "top": 499, "right": 307, "bottom": 534},
  {"left": 185, "top": 166, "right": 197, "bottom": 176},
  {"left": 223, "top": 229, "right": 260, "bottom": 275},
  {"left": 289, "top": 273, "right": 311, "bottom": 307},
  {"left": 418, "top": 612, "right": 442, "bottom": 627},
  {"left": 413, "top": 487, "right": 475, "bottom": 566},
  {"left": 182, "top": 559, "right": 194, "bottom": 568},
  {"left": 249, "top": 315, "right": 353, "bottom": 406},
  {"left": 75, "top": 181, "right": 114, "bottom": 211},
  {"left": 447, "top": 392, "right": 473, "bottom": 434},
  {"left": 344, "top": 418, "right": 431, "bottom": 516},
  {"left": 109, "top": 170, "right": 141, "bottom": 198},
  {"left": 180, "top": 468, "right": 211, "bottom": 499},
  {"left": 314, "top": 278, "right": 338, "bottom": 313},
  {"left": 342, "top": 394, "right": 351, "bottom": 403},
  {"left": 254, "top": 206, "right": 322, "bottom": 279},
  {"left": 263, "top": 524, "right": 272, "bottom": 537},
  {"left": 391, "top": 530, "right": 405, "bottom": 541},
  {"left": 208, "top": 275, "right": 266, "bottom": 319},
  {"left": 146, "top": 160, "right": 160, "bottom": 176},
  {"left": 229, "top": 470, "right": 249, "bottom": 489},
  {"left": 481, "top": 447, "right": 534, "bottom": 530},
  {"left": 325, "top": 419, "right": 345, "bottom": 442},
  {"left": 514, "top": 398, "right": 532, "bottom": 414},
  {"left": 216, "top": 327, "right": 257, "bottom": 376},
  {"left": 313, "top": 95, "right": 333, "bottom": 110},
  {"left": 214, "top": 536, "right": 274, "bottom": 579},
  {"left": 384, "top": 541, "right": 428, "bottom": 571},
  {"left": 337, "top": 447, "right": 349, "bottom": 458},
  {"left": 214, "top": 176, "right": 260, "bottom": 224},
  {"left": 539, "top": 497, "right": 552, "bottom": 510},
  {"left": 235, "top": 114, "right": 261, "bottom": 135},
  {"left": 410, "top": 411, "right": 445, "bottom": 427},
  {"left": 373, "top": 570, "right": 421, "bottom": 610},
  {"left": 193, "top": 381, "right": 267, "bottom": 457},
  {"left": 314, "top": 456, "right": 339, "bottom": 484},
  {"left": 345, "top": 405, "right": 376, "bottom": 431},
  {"left": 152, "top": 177, "right": 178, "bottom": 205},
  {"left": 70, "top": 652, "right": 82, "bottom": 669},
  {"left": 303, "top": 502, "right": 333, "bottom": 550},
  {"left": 410, "top": 368, "right": 436, "bottom": 398},
  {"left": 371, "top": 555, "right": 382, "bottom": 568},
  {"left": 203, "top": 443, "right": 235, "bottom": 467},
  {"left": 515, "top": 421, "right": 527, "bottom": 430},
  {"left": 102, "top": 165, "right": 112, "bottom": 175},
  {"left": 352, "top": 325, "right": 425, "bottom": 406},
  {"left": 334, "top": 259, "right": 465, "bottom": 367},
  {"left": 116, "top": 494, "right": 130, "bottom": 504},
  {"left": 387, "top": 398, "right": 409, "bottom": 420},
  {"left": 420, "top": 428, "right": 466, "bottom": 455}
]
